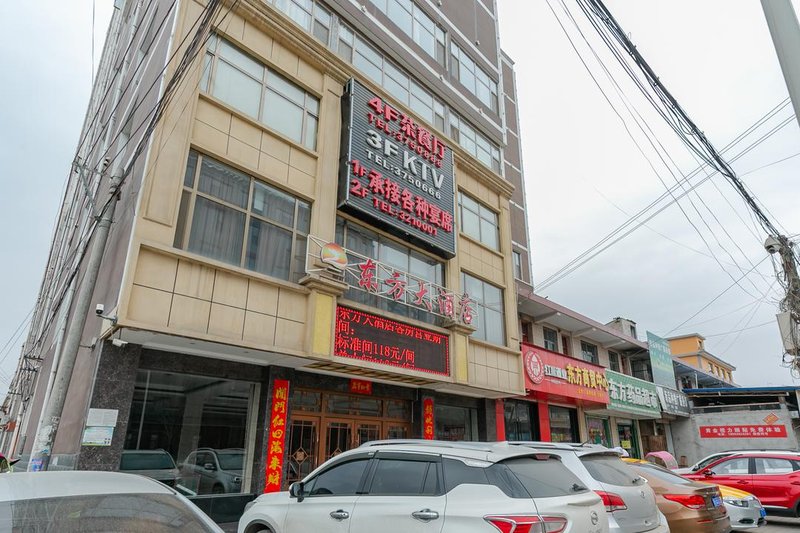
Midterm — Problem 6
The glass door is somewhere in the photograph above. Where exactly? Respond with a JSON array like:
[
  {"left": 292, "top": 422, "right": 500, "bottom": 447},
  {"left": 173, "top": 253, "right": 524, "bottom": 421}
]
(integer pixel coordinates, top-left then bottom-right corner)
[
  {"left": 286, "top": 415, "right": 319, "bottom": 485},
  {"left": 323, "top": 419, "right": 354, "bottom": 460}
]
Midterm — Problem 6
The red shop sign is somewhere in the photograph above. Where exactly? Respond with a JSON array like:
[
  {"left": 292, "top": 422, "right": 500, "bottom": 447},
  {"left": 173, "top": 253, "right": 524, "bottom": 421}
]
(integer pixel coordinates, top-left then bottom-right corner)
[
  {"left": 264, "top": 379, "right": 290, "bottom": 493},
  {"left": 349, "top": 379, "right": 373, "bottom": 395},
  {"left": 423, "top": 398, "right": 435, "bottom": 440},
  {"left": 699, "top": 425, "right": 788, "bottom": 439},
  {"left": 522, "top": 344, "right": 609, "bottom": 405}
]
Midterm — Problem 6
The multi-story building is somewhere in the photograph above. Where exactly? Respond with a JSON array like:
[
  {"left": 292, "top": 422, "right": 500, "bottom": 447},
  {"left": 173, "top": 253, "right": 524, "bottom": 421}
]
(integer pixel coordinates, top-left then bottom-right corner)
[
  {"left": 668, "top": 333, "right": 737, "bottom": 389},
  {"left": 1, "top": 0, "right": 533, "bottom": 517}
]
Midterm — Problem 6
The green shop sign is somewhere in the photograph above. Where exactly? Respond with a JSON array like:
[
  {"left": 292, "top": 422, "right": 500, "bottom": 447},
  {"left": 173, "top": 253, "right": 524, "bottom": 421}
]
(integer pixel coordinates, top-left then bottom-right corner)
[{"left": 607, "top": 370, "right": 660, "bottom": 417}]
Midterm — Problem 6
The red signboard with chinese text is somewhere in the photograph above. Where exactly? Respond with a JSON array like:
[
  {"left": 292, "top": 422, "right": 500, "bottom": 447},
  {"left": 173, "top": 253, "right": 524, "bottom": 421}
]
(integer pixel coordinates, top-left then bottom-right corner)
[
  {"left": 423, "top": 398, "right": 435, "bottom": 439},
  {"left": 699, "top": 425, "right": 788, "bottom": 439},
  {"left": 335, "top": 306, "right": 450, "bottom": 376},
  {"left": 264, "top": 379, "right": 290, "bottom": 493},
  {"left": 339, "top": 79, "right": 456, "bottom": 258},
  {"left": 349, "top": 379, "right": 373, "bottom": 395},
  {"left": 522, "top": 344, "right": 609, "bottom": 406}
]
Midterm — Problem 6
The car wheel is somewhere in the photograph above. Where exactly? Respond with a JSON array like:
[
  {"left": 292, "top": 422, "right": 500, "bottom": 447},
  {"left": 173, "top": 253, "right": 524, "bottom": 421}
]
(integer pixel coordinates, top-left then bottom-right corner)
[{"left": 212, "top": 484, "right": 225, "bottom": 494}]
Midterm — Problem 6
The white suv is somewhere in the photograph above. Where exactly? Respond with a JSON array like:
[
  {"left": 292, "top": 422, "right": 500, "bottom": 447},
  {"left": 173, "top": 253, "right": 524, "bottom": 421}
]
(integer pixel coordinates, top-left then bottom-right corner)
[{"left": 239, "top": 440, "right": 609, "bottom": 533}]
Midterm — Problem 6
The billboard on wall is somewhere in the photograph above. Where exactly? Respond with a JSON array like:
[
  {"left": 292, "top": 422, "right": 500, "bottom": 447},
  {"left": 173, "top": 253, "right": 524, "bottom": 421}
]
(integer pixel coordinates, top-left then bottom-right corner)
[
  {"left": 606, "top": 370, "right": 661, "bottom": 418},
  {"left": 339, "top": 79, "right": 457, "bottom": 258},
  {"left": 647, "top": 331, "right": 677, "bottom": 389},
  {"left": 522, "top": 345, "right": 610, "bottom": 405}
]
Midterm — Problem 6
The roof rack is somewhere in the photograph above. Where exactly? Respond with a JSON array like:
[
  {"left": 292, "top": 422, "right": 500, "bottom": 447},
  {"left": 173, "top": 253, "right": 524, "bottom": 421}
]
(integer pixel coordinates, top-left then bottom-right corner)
[{"left": 359, "top": 439, "right": 505, "bottom": 452}]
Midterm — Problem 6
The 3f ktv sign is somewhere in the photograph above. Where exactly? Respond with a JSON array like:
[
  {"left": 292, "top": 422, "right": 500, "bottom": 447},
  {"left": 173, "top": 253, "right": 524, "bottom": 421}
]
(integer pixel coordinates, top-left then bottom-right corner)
[{"left": 338, "top": 79, "right": 457, "bottom": 258}]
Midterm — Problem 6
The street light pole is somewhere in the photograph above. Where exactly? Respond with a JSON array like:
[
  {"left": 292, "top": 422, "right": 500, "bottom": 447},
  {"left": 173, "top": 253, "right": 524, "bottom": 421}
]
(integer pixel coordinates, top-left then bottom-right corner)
[{"left": 761, "top": 0, "right": 800, "bottom": 131}]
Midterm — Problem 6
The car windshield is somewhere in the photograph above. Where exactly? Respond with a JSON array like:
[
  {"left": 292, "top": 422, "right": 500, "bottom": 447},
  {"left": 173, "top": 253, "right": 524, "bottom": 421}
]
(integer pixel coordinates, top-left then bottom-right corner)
[
  {"left": 634, "top": 463, "right": 694, "bottom": 485},
  {"left": 0, "top": 493, "right": 219, "bottom": 532},
  {"left": 502, "top": 456, "right": 590, "bottom": 497},
  {"left": 217, "top": 452, "right": 244, "bottom": 471},
  {"left": 581, "top": 454, "right": 644, "bottom": 487},
  {"left": 121, "top": 452, "right": 176, "bottom": 471}
]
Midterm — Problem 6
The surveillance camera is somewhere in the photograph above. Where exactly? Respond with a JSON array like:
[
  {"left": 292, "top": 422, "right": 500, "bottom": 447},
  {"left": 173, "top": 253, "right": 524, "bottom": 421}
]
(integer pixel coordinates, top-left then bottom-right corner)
[
  {"left": 764, "top": 236, "right": 781, "bottom": 255},
  {"left": 95, "top": 304, "right": 105, "bottom": 316},
  {"left": 111, "top": 339, "right": 128, "bottom": 348}
]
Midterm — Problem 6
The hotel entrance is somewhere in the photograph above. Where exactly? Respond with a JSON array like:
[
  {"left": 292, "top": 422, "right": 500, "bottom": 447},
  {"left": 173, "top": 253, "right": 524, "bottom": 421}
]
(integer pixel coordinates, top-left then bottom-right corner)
[{"left": 285, "top": 388, "right": 413, "bottom": 485}]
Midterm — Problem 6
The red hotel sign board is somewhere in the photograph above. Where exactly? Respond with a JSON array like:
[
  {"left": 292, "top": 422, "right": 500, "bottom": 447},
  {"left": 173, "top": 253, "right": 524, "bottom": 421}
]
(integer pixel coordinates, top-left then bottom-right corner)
[
  {"left": 699, "top": 425, "right": 788, "bottom": 439},
  {"left": 522, "top": 345, "right": 610, "bottom": 405},
  {"left": 335, "top": 306, "right": 449, "bottom": 376},
  {"left": 264, "top": 379, "right": 290, "bottom": 493}
]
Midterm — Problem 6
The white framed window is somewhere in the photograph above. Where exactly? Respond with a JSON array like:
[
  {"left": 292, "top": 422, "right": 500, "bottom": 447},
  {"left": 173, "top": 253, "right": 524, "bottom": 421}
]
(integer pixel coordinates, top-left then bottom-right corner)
[
  {"left": 580, "top": 341, "right": 599, "bottom": 365},
  {"left": 450, "top": 42, "right": 498, "bottom": 112},
  {"left": 543, "top": 327, "right": 558, "bottom": 352},
  {"left": 458, "top": 192, "right": 499, "bottom": 250},
  {"left": 512, "top": 251, "right": 522, "bottom": 280},
  {"left": 462, "top": 272, "right": 505, "bottom": 345},
  {"left": 175, "top": 151, "right": 311, "bottom": 282},
  {"left": 368, "top": 0, "right": 445, "bottom": 63},
  {"left": 201, "top": 35, "right": 319, "bottom": 150}
]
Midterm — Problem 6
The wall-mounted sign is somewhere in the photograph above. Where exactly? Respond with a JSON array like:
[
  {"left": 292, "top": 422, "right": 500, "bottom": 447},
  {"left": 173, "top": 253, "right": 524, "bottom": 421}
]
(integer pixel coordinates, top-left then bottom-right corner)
[
  {"left": 339, "top": 79, "right": 457, "bottom": 258},
  {"left": 522, "top": 345, "right": 610, "bottom": 405},
  {"left": 265, "top": 379, "right": 289, "bottom": 493},
  {"left": 656, "top": 385, "right": 690, "bottom": 417},
  {"left": 349, "top": 379, "right": 373, "bottom": 395},
  {"left": 335, "top": 306, "right": 449, "bottom": 376},
  {"left": 607, "top": 370, "right": 660, "bottom": 418},
  {"left": 763, "top": 412, "right": 779, "bottom": 425},
  {"left": 647, "top": 331, "right": 677, "bottom": 388},
  {"left": 699, "top": 425, "right": 788, "bottom": 439},
  {"left": 423, "top": 398, "right": 435, "bottom": 439},
  {"left": 307, "top": 236, "right": 475, "bottom": 327}
]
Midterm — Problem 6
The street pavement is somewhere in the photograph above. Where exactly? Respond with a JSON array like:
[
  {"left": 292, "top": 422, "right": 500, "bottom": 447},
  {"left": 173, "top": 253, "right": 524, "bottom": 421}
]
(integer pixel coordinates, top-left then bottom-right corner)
[{"left": 757, "top": 516, "right": 800, "bottom": 532}]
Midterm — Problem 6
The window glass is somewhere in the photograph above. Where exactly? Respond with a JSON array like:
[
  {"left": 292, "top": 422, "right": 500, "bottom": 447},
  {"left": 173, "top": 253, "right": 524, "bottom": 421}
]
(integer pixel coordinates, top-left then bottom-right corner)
[
  {"left": 755, "top": 458, "right": 794, "bottom": 475},
  {"left": 368, "top": 458, "right": 432, "bottom": 495},
  {"left": 695, "top": 453, "right": 731, "bottom": 470},
  {"left": 178, "top": 151, "right": 310, "bottom": 282},
  {"left": 580, "top": 341, "right": 599, "bottom": 365},
  {"left": 581, "top": 454, "right": 644, "bottom": 487},
  {"left": 461, "top": 272, "right": 505, "bottom": 345},
  {"left": 634, "top": 464, "right": 693, "bottom": 485},
  {"left": 206, "top": 36, "right": 318, "bottom": 150},
  {"left": 711, "top": 457, "right": 750, "bottom": 475},
  {"left": 3, "top": 494, "right": 220, "bottom": 533},
  {"left": 450, "top": 41, "right": 498, "bottom": 111},
  {"left": 549, "top": 405, "right": 577, "bottom": 443},
  {"left": 608, "top": 352, "right": 620, "bottom": 372},
  {"left": 442, "top": 457, "right": 489, "bottom": 492},
  {"left": 124, "top": 370, "right": 254, "bottom": 495},
  {"left": 504, "top": 457, "right": 588, "bottom": 497},
  {"left": 306, "top": 459, "right": 370, "bottom": 496},
  {"left": 458, "top": 192, "right": 498, "bottom": 250},
  {"left": 435, "top": 404, "right": 477, "bottom": 441}
]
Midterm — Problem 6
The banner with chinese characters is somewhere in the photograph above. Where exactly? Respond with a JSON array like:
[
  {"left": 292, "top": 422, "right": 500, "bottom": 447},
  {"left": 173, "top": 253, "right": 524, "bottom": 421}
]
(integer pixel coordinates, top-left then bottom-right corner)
[
  {"left": 264, "top": 379, "right": 289, "bottom": 493},
  {"left": 606, "top": 370, "right": 661, "bottom": 418},
  {"left": 338, "top": 79, "right": 456, "bottom": 258},
  {"left": 306, "top": 236, "right": 476, "bottom": 327},
  {"left": 699, "top": 425, "right": 788, "bottom": 439},
  {"left": 522, "top": 344, "right": 609, "bottom": 405},
  {"left": 656, "top": 385, "right": 690, "bottom": 417},
  {"left": 335, "top": 306, "right": 450, "bottom": 376},
  {"left": 647, "top": 331, "right": 678, "bottom": 389},
  {"left": 423, "top": 398, "right": 435, "bottom": 439}
]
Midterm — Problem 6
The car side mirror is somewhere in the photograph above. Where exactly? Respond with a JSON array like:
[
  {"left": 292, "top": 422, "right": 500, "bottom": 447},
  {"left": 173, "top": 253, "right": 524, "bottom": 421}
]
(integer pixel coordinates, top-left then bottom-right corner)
[
  {"left": 702, "top": 469, "right": 713, "bottom": 477},
  {"left": 204, "top": 462, "right": 216, "bottom": 471},
  {"left": 289, "top": 482, "right": 305, "bottom": 502}
]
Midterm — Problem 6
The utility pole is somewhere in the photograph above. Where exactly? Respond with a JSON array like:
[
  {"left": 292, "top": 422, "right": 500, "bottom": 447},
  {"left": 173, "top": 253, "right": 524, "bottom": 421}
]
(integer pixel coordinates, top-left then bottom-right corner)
[
  {"left": 761, "top": 0, "right": 800, "bottom": 131},
  {"left": 28, "top": 170, "right": 120, "bottom": 471}
]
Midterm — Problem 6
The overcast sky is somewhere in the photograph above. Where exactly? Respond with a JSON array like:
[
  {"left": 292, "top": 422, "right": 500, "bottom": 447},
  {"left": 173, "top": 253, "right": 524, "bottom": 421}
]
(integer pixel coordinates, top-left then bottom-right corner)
[{"left": 1, "top": 1, "right": 799, "bottom": 398}]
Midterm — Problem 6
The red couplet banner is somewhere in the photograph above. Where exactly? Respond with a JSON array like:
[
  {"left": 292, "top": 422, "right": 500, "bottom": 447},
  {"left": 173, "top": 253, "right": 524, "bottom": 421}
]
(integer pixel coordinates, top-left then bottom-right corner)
[
  {"left": 699, "top": 425, "right": 787, "bottom": 439},
  {"left": 264, "top": 379, "right": 290, "bottom": 492}
]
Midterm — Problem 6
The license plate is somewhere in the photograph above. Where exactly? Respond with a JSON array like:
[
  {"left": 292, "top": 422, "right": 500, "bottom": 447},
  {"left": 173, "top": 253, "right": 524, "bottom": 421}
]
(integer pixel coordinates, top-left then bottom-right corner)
[
  {"left": 760, "top": 508, "right": 767, "bottom": 517},
  {"left": 712, "top": 496, "right": 722, "bottom": 507}
]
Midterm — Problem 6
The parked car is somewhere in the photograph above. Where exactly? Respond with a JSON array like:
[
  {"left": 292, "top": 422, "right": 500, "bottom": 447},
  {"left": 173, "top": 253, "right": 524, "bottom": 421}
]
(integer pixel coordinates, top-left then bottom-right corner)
[
  {"left": 120, "top": 449, "right": 180, "bottom": 488},
  {"left": 180, "top": 448, "right": 244, "bottom": 494},
  {"left": 717, "top": 484, "right": 767, "bottom": 530},
  {"left": 239, "top": 439, "right": 609, "bottom": 533},
  {"left": 674, "top": 450, "right": 799, "bottom": 475},
  {"left": 622, "top": 459, "right": 729, "bottom": 533},
  {"left": 0, "top": 470, "right": 222, "bottom": 532},
  {"left": 685, "top": 452, "right": 800, "bottom": 517},
  {"left": 511, "top": 442, "right": 669, "bottom": 533}
]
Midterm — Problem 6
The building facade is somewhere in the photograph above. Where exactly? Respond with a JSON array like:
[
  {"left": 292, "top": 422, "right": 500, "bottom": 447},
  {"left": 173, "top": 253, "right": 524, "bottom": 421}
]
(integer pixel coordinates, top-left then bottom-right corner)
[
  {"left": 668, "top": 333, "right": 737, "bottom": 389},
  {"left": 1, "top": 0, "right": 533, "bottom": 516}
]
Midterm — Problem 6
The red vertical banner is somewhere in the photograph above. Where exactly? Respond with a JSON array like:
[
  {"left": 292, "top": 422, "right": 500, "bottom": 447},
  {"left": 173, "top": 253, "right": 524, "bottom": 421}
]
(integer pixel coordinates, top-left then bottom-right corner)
[
  {"left": 264, "top": 379, "right": 290, "bottom": 493},
  {"left": 423, "top": 398, "right": 435, "bottom": 439},
  {"left": 495, "top": 399, "right": 506, "bottom": 441}
]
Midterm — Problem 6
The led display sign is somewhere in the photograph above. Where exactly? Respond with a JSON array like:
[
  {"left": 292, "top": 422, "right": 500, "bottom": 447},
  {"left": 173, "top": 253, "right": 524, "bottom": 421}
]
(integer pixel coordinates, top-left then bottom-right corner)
[
  {"left": 334, "top": 306, "right": 449, "bottom": 376},
  {"left": 339, "top": 79, "right": 457, "bottom": 258}
]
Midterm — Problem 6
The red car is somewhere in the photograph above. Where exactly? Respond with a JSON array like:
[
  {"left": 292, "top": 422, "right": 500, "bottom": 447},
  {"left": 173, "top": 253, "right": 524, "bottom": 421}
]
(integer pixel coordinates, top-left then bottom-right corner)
[{"left": 685, "top": 452, "right": 800, "bottom": 516}]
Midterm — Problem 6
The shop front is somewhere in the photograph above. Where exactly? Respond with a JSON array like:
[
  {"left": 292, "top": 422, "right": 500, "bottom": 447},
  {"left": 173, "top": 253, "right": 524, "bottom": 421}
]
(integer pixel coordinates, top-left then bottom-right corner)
[
  {"left": 587, "top": 370, "right": 661, "bottom": 458},
  {"left": 515, "top": 343, "right": 610, "bottom": 443}
]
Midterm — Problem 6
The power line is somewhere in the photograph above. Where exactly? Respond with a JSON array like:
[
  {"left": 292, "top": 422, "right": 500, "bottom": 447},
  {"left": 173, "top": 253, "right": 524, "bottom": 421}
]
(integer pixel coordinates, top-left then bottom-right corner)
[{"left": 704, "top": 320, "right": 775, "bottom": 338}]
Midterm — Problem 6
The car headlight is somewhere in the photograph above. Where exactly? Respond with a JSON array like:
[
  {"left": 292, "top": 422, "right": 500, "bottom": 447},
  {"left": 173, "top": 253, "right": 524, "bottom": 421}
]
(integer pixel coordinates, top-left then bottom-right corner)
[{"left": 723, "top": 498, "right": 747, "bottom": 508}]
